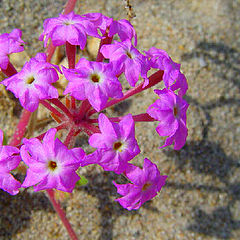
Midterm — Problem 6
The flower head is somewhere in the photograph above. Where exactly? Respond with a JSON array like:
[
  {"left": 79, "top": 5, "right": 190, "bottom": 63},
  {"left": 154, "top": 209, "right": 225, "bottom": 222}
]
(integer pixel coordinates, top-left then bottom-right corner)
[
  {"left": 145, "top": 47, "right": 188, "bottom": 96},
  {"left": 1, "top": 53, "right": 59, "bottom": 112},
  {"left": 83, "top": 114, "right": 140, "bottom": 174},
  {"left": 63, "top": 58, "right": 123, "bottom": 111},
  {"left": 113, "top": 158, "right": 167, "bottom": 210},
  {"left": 147, "top": 89, "right": 189, "bottom": 150},
  {"left": 101, "top": 40, "right": 149, "bottom": 87},
  {"left": 39, "top": 11, "right": 99, "bottom": 49},
  {"left": 20, "top": 128, "right": 85, "bottom": 192},
  {"left": 0, "top": 29, "right": 25, "bottom": 70},
  {"left": 0, "top": 129, "right": 21, "bottom": 195}
]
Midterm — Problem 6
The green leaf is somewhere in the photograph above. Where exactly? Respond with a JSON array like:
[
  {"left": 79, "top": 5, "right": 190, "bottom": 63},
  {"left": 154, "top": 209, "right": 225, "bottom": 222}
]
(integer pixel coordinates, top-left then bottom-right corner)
[
  {"left": 76, "top": 175, "right": 88, "bottom": 186},
  {"left": 2, "top": 132, "right": 8, "bottom": 145}
]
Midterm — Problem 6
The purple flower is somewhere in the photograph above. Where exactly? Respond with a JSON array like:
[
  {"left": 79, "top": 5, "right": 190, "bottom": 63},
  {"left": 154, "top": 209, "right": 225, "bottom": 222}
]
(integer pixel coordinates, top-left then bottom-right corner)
[
  {"left": 100, "top": 40, "right": 149, "bottom": 87},
  {"left": 0, "top": 29, "right": 25, "bottom": 70},
  {"left": 147, "top": 89, "right": 189, "bottom": 150},
  {"left": 83, "top": 114, "right": 140, "bottom": 174},
  {"left": 63, "top": 58, "right": 123, "bottom": 111},
  {"left": 113, "top": 158, "right": 167, "bottom": 210},
  {"left": 82, "top": 13, "right": 137, "bottom": 45},
  {"left": 1, "top": 53, "right": 59, "bottom": 112},
  {"left": 81, "top": 13, "right": 112, "bottom": 35},
  {"left": 20, "top": 128, "right": 85, "bottom": 192},
  {"left": 108, "top": 19, "right": 137, "bottom": 45},
  {"left": 39, "top": 11, "right": 99, "bottom": 49},
  {"left": 145, "top": 47, "right": 188, "bottom": 96},
  {"left": 0, "top": 129, "right": 21, "bottom": 195}
]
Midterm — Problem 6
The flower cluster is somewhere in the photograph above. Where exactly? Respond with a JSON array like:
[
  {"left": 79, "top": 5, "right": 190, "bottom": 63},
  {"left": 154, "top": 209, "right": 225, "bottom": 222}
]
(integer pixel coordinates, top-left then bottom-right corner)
[{"left": 0, "top": 10, "right": 189, "bottom": 211}]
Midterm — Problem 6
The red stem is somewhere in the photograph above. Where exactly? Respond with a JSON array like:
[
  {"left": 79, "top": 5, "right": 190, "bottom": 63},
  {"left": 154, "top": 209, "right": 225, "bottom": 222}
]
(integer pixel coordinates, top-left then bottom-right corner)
[
  {"left": 66, "top": 42, "right": 76, "bottom": 69},
  {"left": 8, "top": 109, "right": 32, "bottom": 146},
  {"left": 88, "top": 70, "right": 164, "bottom": 116},
  {"left": 40, "top": 100, "right": 64, "bottom": 119},
  {"left": 96, "top": 33, "right": 113, "bottom": 62},
  {"left": 48, "top": 99, "right": 73, "bottom": 120},
  {"left": 62, "top": 0, "right": 78, "bottom": 14},
  {"left": 89, "top": 113, "right": 156, "bottom": 123},
  {"left": 78, "top": 100, "right": 92, "bottom": 119},
  {"left": 64, "top": 128, "right": 76, "bottom": 147},
  {"left": 71, "top": 96, "right": 76, "bottom": 110},
  {"left": 1, "top": 62, "right": 17, "bottom": 77},
  {"left": 80, "top": 122, "right": 100, "bottom": 134},
  {"left": 46, "top": 189, "right": 78, "bottom": 240}
]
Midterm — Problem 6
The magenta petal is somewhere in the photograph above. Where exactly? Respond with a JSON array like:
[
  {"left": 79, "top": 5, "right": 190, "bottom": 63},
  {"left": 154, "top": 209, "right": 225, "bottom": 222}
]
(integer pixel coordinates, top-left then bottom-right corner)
[
  {"left": 22, "top": 169, "right": 47, "bottom": 188},
  {"left": 0, "top": 173, "right": 21, "bottom": 195}
]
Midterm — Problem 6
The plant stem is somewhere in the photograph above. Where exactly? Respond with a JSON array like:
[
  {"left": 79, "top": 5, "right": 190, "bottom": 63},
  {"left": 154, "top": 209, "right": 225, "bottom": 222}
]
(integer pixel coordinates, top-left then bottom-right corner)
[
  {"left": 46, "top": 189, "right": 79, "bottom": 240},
  {"left": 40, "top": 100, "right": 64, "bottom": 119},
  {"left": 96, "top": 32, "right": 113, "bottom": 62},
  {"left": 1, "top": 62, "right": 17, "bottom": 77},
  {"left": 62, "top": 0, "right": 78, "bottom": 14},
  {"left": 78, "top": 100, "right": 91, "bottom": 119},
  {"left": 64, "top": 128, "right": 76, "bottom": 147},
  {"left": 88, "top": 70, "right": 164, "bottom": 116},
  {"left": 48, "top": 99, "right": 73, "bottom": 120},
  {"left": 89, "top": 113, "right": 156, "bottom": 123},
  {"left": 66, "top": 42, "right": 76, "bottom": 69},
  {"left": 8, "top": 109, "right": 32, "bottom": 146}
]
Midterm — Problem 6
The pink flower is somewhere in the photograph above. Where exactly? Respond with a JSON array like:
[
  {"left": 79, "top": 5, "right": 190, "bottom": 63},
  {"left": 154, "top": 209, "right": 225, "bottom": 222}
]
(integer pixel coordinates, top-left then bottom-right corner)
[
  {"left": 39, "top": 11, "right": 99, "bottom": 49},
  {"left": 82, "top": 13, "right": 137, "bottom": 45},
  {"left": 100, "top": 40, "right": 149, "bottom": 87},
  {"left": 83, "top": 114, "right": 140, "bottom": 174},
  {"left": 63, "top": 58, "right": 123, "bottom": 111},
  {"left": 145, "top": 47, "right": 188, "bottom": 96},
  {"left": 20, "top": 128, "right": 85, "bottom": 192},
  {"left": 81, "top": 13, "right": 112, "bottom": 35},
  {"left": 147, "top": 89, "right": 189, "bottom": 150},
  {"left": 0, "top": 29, "right": 25, "bottom": 70},
  {"left": 0, "top": 129, "right": 21, "bottom": 195},
  {"left": 113, "top": 158, "right": 167, "bottom": 210},
  {"left": 1, "top": 53, "right": 59, "bottom": 112}
]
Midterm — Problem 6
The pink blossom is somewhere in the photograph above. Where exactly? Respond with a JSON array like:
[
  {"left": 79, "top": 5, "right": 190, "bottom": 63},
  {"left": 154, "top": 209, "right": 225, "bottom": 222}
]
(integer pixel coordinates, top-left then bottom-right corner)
[
  {"left": 0, "top": 129, "right": 21, "bottom": 195},
  {"left": 147, "top": 89, "right": 189, "bottom": 150},
  {"left": 100, "top": 40, "right": 149, "bottom": 87},
  {"left": 20, "top": 128, "right": 85, "bottom": 192},
  {"left": 39, "top": 11, "right": 99, "bottom": 49},
  {"left": 63, "top": 58, "right": 123, "bottom": 111},
  {"left": 113, "top": 158, "right": 167, "bottom": 210},
  {"left": 145, "top": 47, "right": 188, "bottom": 96},
  {"left": 83, "top": 114, "right": 140, "bottom": 174},
  {"left": 0, "top": 29, "right": 25, "bottom": 70},
  {"left": 81, "top": 13, "right": 112, "bottom": 35},
  {"left": 1, "top": 53, "right": 59, "bottom": 112},
  {"left": 82, "top": 13, "right": 137, "bottom": 45}
]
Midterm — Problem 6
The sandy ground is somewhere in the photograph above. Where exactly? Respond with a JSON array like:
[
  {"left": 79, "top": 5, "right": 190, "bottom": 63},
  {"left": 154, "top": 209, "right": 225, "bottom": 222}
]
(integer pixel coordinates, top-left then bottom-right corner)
[{"left": 0, "top": 0, "right": 240, "bottom": 239}]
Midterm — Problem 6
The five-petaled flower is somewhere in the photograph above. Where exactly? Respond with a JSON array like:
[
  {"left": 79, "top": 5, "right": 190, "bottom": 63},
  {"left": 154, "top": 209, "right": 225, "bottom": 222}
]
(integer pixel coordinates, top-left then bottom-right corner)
[
  {"left": 100, "top": 39, "right": 149, "bottom": 87},
  {"left": 2, "top": 53, "right": 59, "bottom": 112},
  {"left": 113, "top": 158, "right": 167, "bottom": 210},
  {"left": 63, "top": 58, "right": 123, "bottom": 111},
  {"left": 83, "top": 114, "right": 140, "bottom": 174},
  {"left": 147, "top": 88, "right": 189, "bottom": 150},
  {"left": 20, "top": 128, "right": 85, "bottom": 192}
]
